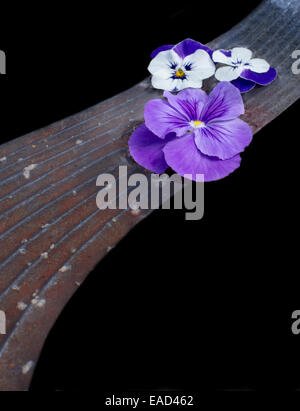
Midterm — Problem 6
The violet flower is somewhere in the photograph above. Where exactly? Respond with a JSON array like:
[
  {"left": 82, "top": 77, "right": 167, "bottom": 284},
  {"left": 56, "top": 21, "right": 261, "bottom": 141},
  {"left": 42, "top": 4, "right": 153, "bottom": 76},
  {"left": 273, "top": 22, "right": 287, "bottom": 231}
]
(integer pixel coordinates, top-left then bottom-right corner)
[
  {"left": 129, "top": 82, "right": 253, "bottom": 182},
  {"left": 148, "top": 39, "right": 215, "bottom": 92},
  {"left": 213, "top": 47, "right": 277, "bottom": 92}
]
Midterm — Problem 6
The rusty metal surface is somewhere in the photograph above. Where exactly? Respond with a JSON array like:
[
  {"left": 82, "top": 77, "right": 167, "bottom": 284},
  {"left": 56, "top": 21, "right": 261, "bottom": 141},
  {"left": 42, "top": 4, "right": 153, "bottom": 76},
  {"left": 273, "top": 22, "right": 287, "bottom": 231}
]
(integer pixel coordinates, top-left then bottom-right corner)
[{"left": 0, "top": 0, "right": 300, "bottom": 390}]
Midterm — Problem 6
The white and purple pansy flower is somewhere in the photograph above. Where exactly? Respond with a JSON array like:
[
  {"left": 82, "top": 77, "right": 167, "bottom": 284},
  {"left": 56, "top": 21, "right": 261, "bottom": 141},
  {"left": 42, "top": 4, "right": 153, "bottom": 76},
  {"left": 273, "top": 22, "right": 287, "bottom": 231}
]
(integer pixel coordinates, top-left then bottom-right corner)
[
  {"left": 148, "top": 38, "right": 216, "bottom": 92},
  {"left": 213, "top": 47, "right": 277, "bottom": 93},
  {"left": 129, "top": 82, "right": 253, "bottom": 182}
]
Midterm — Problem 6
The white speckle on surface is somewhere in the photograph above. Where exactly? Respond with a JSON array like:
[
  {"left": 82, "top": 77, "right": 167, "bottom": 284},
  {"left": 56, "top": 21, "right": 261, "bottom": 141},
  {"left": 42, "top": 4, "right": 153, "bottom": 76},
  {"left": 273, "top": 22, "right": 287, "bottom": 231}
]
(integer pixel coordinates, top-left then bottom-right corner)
[
  {"left": 22, "top": 361, "right": 34, "bottom": 375},
  {"left": 31, "top": 296, "right": 46, "bottom": 307},
  {"left": 27, "top": 262, "right": 32, "bottom": 266},
  {"left": 41, "top": 223, "right": 50, "bottom": 229},
  {"left": 112, "top": 217, "right": 117, "bottom": 223},
  {"left": 37, "top": 298, "right": 46, "bottom": 307},
  {"left": 8, "top": 195, "right": 13, "bottom": 199},
  {"left": 41, "top": 252, "right": 48, "bottom": 259},
  {"left": 71, "top": 248, "right": 76, "bottom": 253},
  {"left": 18, "top": 158, "right": 23, "bottom": 162},
  {"left": 0, "top": 156, "right": 7, "bottom": 162},
  {"left": 59, "top": 264, "right": 71, "bottom": 273},
  {"left": 17, "top": 301, "right": 28, "bottom": 311},
  {"left": 19, "top": 247, "right": 26, "bottom": 255},
  {"left": 98, "top": 122, "right": 102, "bottom": 126},
  {"left": 76, "top": 139, "right": 83, "bottom": 144},
  {"left": 32, "top": 290, "right": 38, "bottom": 297},
  {"left": 75, "top": 281, "right": 81, "bottom": 286},
  {"left": 72, "top": 190, "right": 77, "bottom": 195},
  {"left": 23, "top": 164, "right": 38, "bottom": 179},
  {"left": 107, "top": 246, "right": 113, "bottom": 252},
  {"left": 21, "top": 239, "right": 28, "bottom": 244},
  {"left": 50, "top": 244, "right": 55, "bottom": 250},
  {"left": 12, "top": 284, "right": 20, "bottom": 291}
]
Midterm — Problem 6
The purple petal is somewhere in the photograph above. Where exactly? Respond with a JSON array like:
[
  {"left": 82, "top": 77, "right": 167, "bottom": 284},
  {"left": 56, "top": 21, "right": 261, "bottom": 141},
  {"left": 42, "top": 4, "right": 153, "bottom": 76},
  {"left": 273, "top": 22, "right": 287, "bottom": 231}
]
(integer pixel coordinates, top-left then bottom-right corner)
[
  {"left": 212, "top": 49, "right": 232, "bottom": 64},
  {"left": 144, "top": 99, "right": 189, "bottom": 139},
  {"left": 150, "top": 45, "right": 174, "bottom": 59},
  {"left": 194, "top": 118, "right": 253, "bottom": 160},
  {"left": 240, "top": 67, "right": 277, "bottom": 85},
  {"left": 231, "top": 77, "right": 256, "bottom": 93},
  {"left": 129, "top": 124, "right": 176, "bottom": 173},
  {"left": 173, "top": 38, "right": 213, "bottom": 59},
  {"left": 201, "top": 82, "right": 245, "bottom": 123},
  {"left": 219, "top": 49, "right": 232, "bottom": 58},
  {"left": 163, "top": 89, "right": 208, "bottom": 121},
  {"left": 163, "top": 134, "right": 242, "bottom": 182}
]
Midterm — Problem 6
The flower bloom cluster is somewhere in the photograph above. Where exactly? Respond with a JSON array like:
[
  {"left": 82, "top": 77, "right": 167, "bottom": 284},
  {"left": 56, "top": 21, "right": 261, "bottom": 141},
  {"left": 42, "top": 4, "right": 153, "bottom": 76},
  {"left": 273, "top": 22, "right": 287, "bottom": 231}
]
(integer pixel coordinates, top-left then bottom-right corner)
[
  {"left": 129, "top": 38, "right": 277, "bottom": 182},
  {"left": 148, "top": 38, "right": 276, "bottom": 93},
  {"left": 129, "top": 82, "right": 252, "bottom": 182}
]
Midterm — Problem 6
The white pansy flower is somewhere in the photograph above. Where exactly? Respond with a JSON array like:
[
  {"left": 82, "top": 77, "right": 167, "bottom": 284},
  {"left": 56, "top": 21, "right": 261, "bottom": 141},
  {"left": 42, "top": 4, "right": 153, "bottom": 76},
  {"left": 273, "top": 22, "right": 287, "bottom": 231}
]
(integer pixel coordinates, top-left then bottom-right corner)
[
  {"left": 148, "top": 48, "right": 215, "bottom": 92},
  {"left": 213, "top": 47, "right": 270, "bottom": 82}
]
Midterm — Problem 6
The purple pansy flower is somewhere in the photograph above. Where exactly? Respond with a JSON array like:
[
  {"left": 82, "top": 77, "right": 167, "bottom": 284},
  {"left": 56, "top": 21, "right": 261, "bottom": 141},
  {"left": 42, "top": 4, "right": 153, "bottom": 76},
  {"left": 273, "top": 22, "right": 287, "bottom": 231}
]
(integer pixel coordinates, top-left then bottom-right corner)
[
  {"left": 148, "top": 39, "right": 215, "bottom": 92},
  {"left": 213, "top": 47, "right": 277, "bottom": 92},
  {"left": 129, "top": 82, "right": 252, "bottom": 182}
]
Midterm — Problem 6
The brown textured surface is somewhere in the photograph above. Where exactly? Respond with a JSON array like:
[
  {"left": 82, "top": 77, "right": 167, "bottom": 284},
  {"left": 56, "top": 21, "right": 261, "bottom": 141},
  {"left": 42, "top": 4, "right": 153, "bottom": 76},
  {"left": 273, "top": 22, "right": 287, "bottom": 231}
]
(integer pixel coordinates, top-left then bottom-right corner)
[{"left": 1, "top": 0, "right": 300, "bottom": 390}]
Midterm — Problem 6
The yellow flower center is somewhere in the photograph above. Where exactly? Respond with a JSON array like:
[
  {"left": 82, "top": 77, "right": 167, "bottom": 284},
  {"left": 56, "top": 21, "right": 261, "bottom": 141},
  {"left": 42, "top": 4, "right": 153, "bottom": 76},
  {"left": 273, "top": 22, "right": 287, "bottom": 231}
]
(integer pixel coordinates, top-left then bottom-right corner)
[
  {"left": 175, "top": 68, "right": 185, "bottom": 78},
  {"left": 193, "top": 121, "right": 204, "bottom": 127}
]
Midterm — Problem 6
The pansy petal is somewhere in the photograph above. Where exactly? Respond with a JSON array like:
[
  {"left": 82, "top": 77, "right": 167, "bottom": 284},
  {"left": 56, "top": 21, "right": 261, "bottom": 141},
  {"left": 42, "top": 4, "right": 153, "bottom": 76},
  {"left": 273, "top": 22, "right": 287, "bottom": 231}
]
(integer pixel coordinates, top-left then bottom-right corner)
[
  {"left": 144, "top": 99, "right": 189, "bottom": 138},
  {"left": 215, "top": 65, "right": 243, "bottom": 82},
  {"left": 129, "top": 124, "right": 175, "bottom": 173},
  {"left": 151, "top": 76, "right": 177, "bottom": 92},
  {"left": 163, "top": 89, "right": 207, "bottom": 121},
  {"left": 231, "top": 47, "right": 252, "bottom": 63},
  {"left": 148, "top": 50, "right": 181, "bottom": 76},
  {"left": 212, "top": 49, "right": 233, "bottom": 65},
  {"left": 173, "top": 38, "right": 213, "bottom": 59},
  {"left": 194, "top": 118, "right": 252, "bottom": 160},
  {"left": 151, "top": 45, "right": 174, "bottom": 59},
  {"left": 174, "top": 88, "right": 208, "bottom": 104},
  {"left": 163, "top": 134, "right": 241, "bottom": 182},
  {"left": 180, "top": 78, "right": 203, "bottom": 89},
  {"left": 240, "top": 67, "right": 277, "bottom": 85},
  {"left": 231, "top": 77, "right": 256, "bottom": 93},
  {"left": 201, "top": 82, "right": 245, "bottom": 123},
  {"left": 167, "top": 78, "right": 202, "bottom": 92},
  {"left": 247, "top": 58, "right": 270, "bottom": 73},
  {"left": 183, "top": 49, "right": 215, "bottom": 80}
]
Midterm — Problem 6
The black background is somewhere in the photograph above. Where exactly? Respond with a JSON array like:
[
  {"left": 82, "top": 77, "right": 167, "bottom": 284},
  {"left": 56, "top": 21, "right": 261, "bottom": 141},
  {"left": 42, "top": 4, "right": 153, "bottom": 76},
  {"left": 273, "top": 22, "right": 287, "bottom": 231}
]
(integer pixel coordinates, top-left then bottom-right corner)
[{"left": 1, "top": 0, "right": 299, "bottom": 395}]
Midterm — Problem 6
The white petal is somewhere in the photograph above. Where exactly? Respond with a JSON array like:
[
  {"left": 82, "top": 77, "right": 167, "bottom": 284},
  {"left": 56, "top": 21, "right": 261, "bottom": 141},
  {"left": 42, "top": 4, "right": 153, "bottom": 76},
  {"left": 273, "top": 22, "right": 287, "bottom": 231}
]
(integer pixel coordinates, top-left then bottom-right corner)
[
  {"left": 231, "top": 47, "right": 252, "bottom": 63},
  {"left": 247, "top": 58, "right": 270, "bottom": 73},
  {"left": 187, "top": 67, "right": 214, "bottom": 84},
  {"left": 151, "top": 67, "right": 173, "bottom": 80},
  {"left": 215, "top": 65, "right": 243, "bottom": 81},
  {"left": 148, "top": 50, "right": 181, "bottom": 76},
  {"left": 173, "top": 79, "right": 185, "bottom": 91},
  {"left": 183, "top": 49, "right": 215, "bottom": 80},
  {"left": 151, "top": 75, "right": 176, "bottom": 91},
  {"left": 212, "top": 50, "right": 233, "bottom": 65},
  {"left": 182, "top": 79, "right": 203, "bottom": 89}
]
